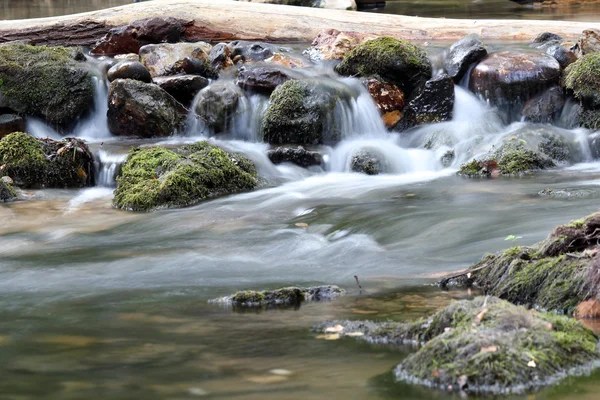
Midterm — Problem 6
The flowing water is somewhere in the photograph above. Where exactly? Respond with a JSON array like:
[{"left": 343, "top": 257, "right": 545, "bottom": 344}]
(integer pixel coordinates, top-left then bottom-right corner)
[{"left": 4, "top": 43, "right": 600, "bottom": 398}]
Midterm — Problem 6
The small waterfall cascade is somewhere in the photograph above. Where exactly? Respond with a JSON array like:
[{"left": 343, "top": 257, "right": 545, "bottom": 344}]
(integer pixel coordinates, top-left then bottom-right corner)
[
  {"left": 94, "top": 150, "right": 127, "bottom": 187},
  {"left": 72, "top": 75, "right": 112, "bottom": 141}
]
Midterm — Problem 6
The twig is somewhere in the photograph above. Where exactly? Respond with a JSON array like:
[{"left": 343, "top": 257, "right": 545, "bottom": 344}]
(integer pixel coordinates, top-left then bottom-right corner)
[
  {"left": 354, "top": 275, "right": 365, "bottom": 294},
  {"left": 438, "top": 264, "right": 491, "bottom": 288}
]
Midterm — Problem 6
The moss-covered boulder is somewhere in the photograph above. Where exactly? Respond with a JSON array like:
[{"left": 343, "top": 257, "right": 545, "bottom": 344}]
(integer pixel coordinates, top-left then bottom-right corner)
[
  {"left": 335, "top": 37, "right": 432, "bottom": 96},
  {"left": 262, "top": 79, "right": 343, "bottom": 145},
  {"left": 113, "top": 141, "right": 258, "bottom": 211},
  {"left": 211, "top": 285, "right": 345, "bottom": 308},
  {"left": 318, "top": 297, "right": 600, "bottom": 394},
  {"left": 0, "top": 177, "right": 17, "bottom": 202},
  {"left": 0, "top": 43, "right": 94, "bottom": 126},
  {"left": 563, "top": 52, "right": 600, "bottom": 129},
  {"left": 0, "top": 132, "right": 94, "bottom": 188}
]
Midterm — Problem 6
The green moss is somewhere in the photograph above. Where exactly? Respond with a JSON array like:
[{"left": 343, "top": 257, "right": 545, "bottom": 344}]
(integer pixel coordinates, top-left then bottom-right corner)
[
  {"left": 113, "top": 141, "right": 258, "bottom": 211},
  {"left": 0, "top": 179, "right": 17, "bottom": 202},
  {"left": 567, "top": 218, "right": 585, "bottom": 228},
  {"left": 564, "top": 52, "right": 600, "bottom": 106},
  {"left": 495, "top": 141, "right": 555, "bottom": 175},
  {"left": 232, "top": 290, "right": 266, "bottom": 304},
  {"left": 457, "top": 159, "right": 489, "bottom": 177}
]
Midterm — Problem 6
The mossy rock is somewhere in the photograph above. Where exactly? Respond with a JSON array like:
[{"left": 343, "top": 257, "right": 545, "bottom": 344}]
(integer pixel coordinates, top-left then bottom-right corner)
[
  {"left": 113, "top": 141, "right": 258, "bottom": 211},
  {"left": 0, "top": 132, "right": 94, "bottom": 188},
  {"left": 319, "top": 297, "right": 600, "bottom": 395},
  {"left": 262, "top": 79, "right": 342, "bottom": 145},
  {"left": 564, "top": 52, "right": 600, "bottom": 108},
  {"left": 443, "top": 212, "right": 600, "bottom": 314},
  {"left": 0, "top": 43, "right": 93, "bottom": 126},
  {"left": 335, "top": 37, "right": 432, "bottom": 96},
  {"left": 212, "top": 285, "right": 345, "bottom": 308},
  {"left": 0, "top": 178, "right": 16, "bottom": 202}
]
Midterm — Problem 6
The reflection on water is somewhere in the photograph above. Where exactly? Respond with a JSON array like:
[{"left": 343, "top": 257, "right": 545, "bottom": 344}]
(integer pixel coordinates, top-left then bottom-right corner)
[{"left": 0, "top": 0, "right": 131, "bottom": 20}]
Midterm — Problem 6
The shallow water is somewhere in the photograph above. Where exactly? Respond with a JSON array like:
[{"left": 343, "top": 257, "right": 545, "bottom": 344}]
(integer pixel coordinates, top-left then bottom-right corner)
[{"left": 0, "top": 0, "right": 130, "bottom": 20}]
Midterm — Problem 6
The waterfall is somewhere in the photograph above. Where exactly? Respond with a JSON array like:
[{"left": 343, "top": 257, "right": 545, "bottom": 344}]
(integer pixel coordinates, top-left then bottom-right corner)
[
  {"left": 73, "top": 76, "right": 112, "bottom": 141},
  {"left": 94, "top": 149, "right": 126, "bottom": 187}
]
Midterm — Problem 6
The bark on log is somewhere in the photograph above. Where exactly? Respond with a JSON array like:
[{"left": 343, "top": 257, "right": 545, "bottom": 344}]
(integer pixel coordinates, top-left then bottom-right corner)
[{"left": 0, "top": 0, "right": 599, "bottom": 46}]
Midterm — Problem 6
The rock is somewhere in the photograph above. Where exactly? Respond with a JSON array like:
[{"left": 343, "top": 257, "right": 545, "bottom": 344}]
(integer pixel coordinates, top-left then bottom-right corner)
[
  {"left": 262, "top": 79, "right": 341, "bottom": 145},
  {"left": 180, "top": 56, "right": 216, "bottom": 77},
  {"left": 365, "top": 78, "right": 405, "bottom": 129},
  {"left": 0, "top": 43, "right": 93, "bottom": 126},
  {"left": 537, "top": 132, "right": 571, "bottom": 162},
  {"left": 397, "top": 74, "right": 454, "bottom": 130},
  {"left": 91, "top": 17, "right": 187, "bottom": 55},
  {"left": 318, "top": 0, "right": 357, "bottom": 10},
  {"left": 236, "top": 66, "right": 292, "bottom": 94},
  {"left": 538, "top": 188, "right": 595, "bottom": 199},
  {"left": 351, "top": 149, "right": 383, "bottom": 175},
  {"left": 572, "top": 28, "right": 600, "bottom": 57},
  {"left": 531, "top": 32, "right": 563, "bottom": 45},
  {"left": 265, "top": 53, "right": 306, "bottom": 69},
  {"left": 267, "top": 146, "right": 323, "bottom": 168},
  {"left": 0, "top": 132, "right": 94, "bottom": 188},
  {"left": 229, "top": 40, "right": 279, "bottom": 62},
  {"left": 139, "top": 42, "right": 213, "bottom": 78},
  {"left": 320, "top": 296, "right": 600, "bottom": 394},
  {"left": 564, "top": 52, "right": 600, "bottom": 129},
  {"left": 546, "top": 44, "right": 577, "bottom": 70},
  {"left": 304, "top": 28, "right": 378, "bottom": 61},
  {"left": 441, "top": 149, "right": 455, "bottom": 167},
  {"left": 107, "top": 61, "right": 152, "bottom": 83},
  {"left": 0, "top": 113, "right": 25, "bottom": 139},
  {"left": 469, "top": 51, "right": 561, "bottom": 111},
  {"left": 107, "top": 79, "right": 187, "bottom": 138},
  {"left": 521, "top": 86, "right": 565, "bottom": 123},
  {"left": 0, "top": 178, "right": 16, "bottom": 202},
  {"left": 113, "top": 141, "right": 258, "bottom": 211},
  {"left": 213, "top": 285, "right": 345, "bottom": 307},
  {"left": 114, "top": 53, "right": 140, "bottom": 62},
  {"left": 335, "top": 37, "right": 432, "bottom": 96},
  {"left": 443, "top": 34, "right": 488, "bottom": 82},
  {"left": 153, "top": 75, "right": 209, "bottom": 106},
  {"left": 194, "top": 82, "right": 244, "bottom": 133},
  {"left": 208, "top": 43, "right": 234, "bottom": 70}
]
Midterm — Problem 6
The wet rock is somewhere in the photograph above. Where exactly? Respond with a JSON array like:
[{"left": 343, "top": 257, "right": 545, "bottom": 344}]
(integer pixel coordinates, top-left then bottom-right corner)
[
  {"left": 572, "top": 28, "right": 600, "bottom": 57},
  {"left": 0, "top": 43, "right": 93, "bottom": 126},
  {"left": 469, "top": 51, "right": 561, "bottom": 113},
  {"left": 153, "top": 75, "right": 209, "bottom": 107},
  {"left": 107, "top": 61, "right": 152, "bottom": 83},
  {"left": 564, "top": 52, "right": 600, "bottom": 129},
  {"left": 320, "top": 296, "right": 600, "bottom": 395},
  {"left": 236, "top": 66, "right": 292, "bottom": 94},
  {"left": 579, "top": 108, "right": 600, "bottom": 129},
  {"left": 262, "top": 79, "right": 342, "bottom": 145},
  {"left": 114, "top": 53, "right": 140, "bottom": 62},
  {"left": 107, "top": 79, "right": 187, "bottom": 138},
  {"left": 335, "top": 37, "right": 432, "bottom": 97},
  {"left": 139, "top": 42, "right": 213, "bottom": 78},
  {"left": 546, "top": 44, "right": 577, "bottom": 70},
  {"left": 229, "top": 40, "right": 279, "bottom": 62},
  {"left": 365, "top": 78, "right": 405, "bottom": 129},
  {"left": 0, "top": 132, "right": 94, "bottom": 188},
  {"left": 531, "top": 32, "right": 563, "bottom": 45},
  {"left": 443, "top": 34, "right": 487, "bottom": 82},
  {"left": 441, "top": 150, "right": 455, "bottom": 167},
  {"left": 209, "top": 43, "right": 235, "bottom": 70},
  {"left": 0, "top": 113, "right": 25, "bottom": 139},
  {"left": 91, "top": 17, "right": 187, "bottom": 55},
  {"left": 113, "top": 141, "right": 258, "bottom": 211},
  {"left": 538, "top": 188, "right": 595, "bottom": 199},
  {"left": 180, "top": 56, "right": 216, "bottom": 77},
  {"left": 521, "top": 86, "right": 565, "bottom": 123},
  {"left": 396, "top": 74, "right": 454, "bottom": 131},
  {"left": 305, "top": 28, "right": 378, "bottom": 61},
  {"left": 267, "top": 146, "right": 323, "bottom": 168},
  {"left": 537, "top": 132, "right": 571, "bottom": 161},
  {"left": 213, "top": 285, "right": 345, "bottom": 307},
  {"left": 351, "top": 149, "right": 383, "bottom": 175},
  {"left": 0, "top": 177, "right": 16, "bottom": 202},
  {"left": 194, "top": 82, "right": 244, "bottom": 133}
]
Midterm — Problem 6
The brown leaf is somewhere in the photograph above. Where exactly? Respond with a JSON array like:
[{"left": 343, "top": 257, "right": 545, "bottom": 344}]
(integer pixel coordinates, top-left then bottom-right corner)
[
  {"left": 473, "top": 308, "right": 488, "bottom": 325},
  {"left": 295, "top": 222, "right": 308, "bottom": 228},
  {"left": 480, "top": 345, "right": 498, "bottom": 354}
]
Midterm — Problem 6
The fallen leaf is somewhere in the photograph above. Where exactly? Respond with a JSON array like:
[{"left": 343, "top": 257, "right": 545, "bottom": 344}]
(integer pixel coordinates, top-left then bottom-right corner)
[
  {"left": 295, "top": 222, "right": 308, "bottom": 228},
  {"left": 269, "top": 369, "right": 293, "bottom": 376},
  {"left": 480, "top": 345, "right": 498, "bottom": 353},
  {"left": 324, "top": 324, "right": 344, "bottom": 333},
  {"left": 474, "top": 308, "right": 488, "bottom": 325},
  {"left": 528, "top": 360, "right": 537, "bottom": 368},
  {"left": 345, "top": 332, "right": 364, "bottom": 337},
  {"left": 315, "top": 333, "right": 341, "bottom": 340}
]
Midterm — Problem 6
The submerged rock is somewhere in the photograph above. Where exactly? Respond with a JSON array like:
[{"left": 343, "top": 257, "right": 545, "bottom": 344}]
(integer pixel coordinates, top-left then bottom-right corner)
[
  {"left": 236, "top": 66, "right": 292, "bottom": 94},
  {"left": 521, "top": 86, "right": 565, "bottom": 123},
  {"left": 107, "top": 79, "right": 187, "bottom": 138},
  {"left": 365, "top": 78, "right": 405, "bottom": 129},
  {"left": 0, "top": 113, "right": 25, "bottom": 139},
  {"left": 0, "top": 132, "right": 94, "bottom": 188},
  {"left": 153, "top": 75, "right": 209, "bottom": 106},
  {"left": 396, "top": 74, "right": 454, "bottom": 130},
  {"left": 194, "top": 82, "right": 244, "bottom": 133},
  {"left": 545, "top": 44, "right": 577, "bottom": 70},
  {"left": 0, "top": 43, "right": 93, "bottom": 126},
  {"left": 267, "top": 146, "right": 323, "bottom": 168},
  {"left": 0, "top": 177, "right": 17, "bottom": 202},
  {"left": 213, "top": 285, "right": 345, "bottom": 307},
  {"left": 113, "top": 141, "right": 258, "bottom": 211},
  {"left": 351, "top": 149, "right": 383, "bottom": 175},
  {"left": 443, "top": 34, "right": 488, "bottom": 82},
  {"left": 531, "top": 32, "right": 563, "bottom": 45},
  {"left": 335, "top": 37, "right": 432, "bottom": 96},
  {"left": 305, "top": 29, "right": 378, "bottom": 61},
  {"left": 107, "top": 61, "right": 152, "bottom": 83},
  {"left": 139, "top": 42, "right": 213, "bottom": 78}
]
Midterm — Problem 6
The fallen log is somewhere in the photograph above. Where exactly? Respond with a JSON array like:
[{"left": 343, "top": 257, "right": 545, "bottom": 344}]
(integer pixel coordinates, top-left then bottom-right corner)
[{"left": 0, "top": 0, "right": 599, "bottom": 47}]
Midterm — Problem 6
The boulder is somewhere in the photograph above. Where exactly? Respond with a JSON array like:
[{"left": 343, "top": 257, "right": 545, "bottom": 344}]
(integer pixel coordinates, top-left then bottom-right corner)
[
  {"left": 0, "top": 132, "right": 94, "bottom": 188},
  {"left": 443, "top": 34, "right": 488, "bottom": 82},
  {"left": 107, "top": 61, "right": 152, "bottom": 83},
  {"left": 267, "top": 146, "right": 323, "bottom": 168},
  {"left": 139, "top": 42, "right": 213, "bottom": 77},
  {"left": 153, "top": 75, "right": 209, "bottom": 106},
  {"left": 365, "top": 78, "right": 405, "bottom": 129},
  {"left": 521, "top": 86, "right": 565, "bottom": 123},
  {"left": 319, "top": 296, "right": 600, "bottom": 394},
  {"left": 396, "top": 74, "right": 454, "bottom": 130},
  {"left": 107, "top": 79, "right": 187, "bottom": 138},
  {"left": 209, "top": 43, "right": 235, "bottom": 70},
  {"left": 531, "top": 32, "right": 563, "bottom": 45},
  {"left": 91, "top": 17, "right": 187, "bottom": 55},
  {"left": 564, "top": 52, "right": 600, "bottom": 129},
  {"left": 572, "top": 28, "right": 600, "bottom": 57},
  {"left": 236, "top": 66, "right": 292, "bottom": 94},
  {"left": 194, "top": 82, "right": 244, "bottom": 133},
  {"left": 212, "top": 285, "right": 345, "bottom": 308},
  {"left": 0, "top": 113, "right": 25, "bottom": 139},
  {"left": 545, "top": 44, "right": 577, "bottom": 70},
  {"left": 228, "top": 40, "right": 279, "bottom": 62},
  {"left": 113, "top": 141, "right": 258, "bottom": 211},
  {"left": 0, "top": 43, "right": 93, "bottom": 126},
  {"left": 304, "top": 29, "right": 378, "bottom": 61},
  {"left": 335, "top": 37, "right": 432, "bottom": 96},
  {"left": 0, "top": 177, "right": 16, "bottom": 202},
  {"left": 351, "top": 149, "right": 383, "bottom": 175}
]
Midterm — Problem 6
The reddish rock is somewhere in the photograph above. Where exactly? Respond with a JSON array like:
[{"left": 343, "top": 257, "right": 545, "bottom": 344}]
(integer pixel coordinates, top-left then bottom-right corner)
[
  {"left": 365, "top": 78, "right": 405, "bottom": 128},
  {"left": 575, "top": 299, "right": 600, "bottom": 319},
  {"left": 305, "top": 28, "right": 378, "bottom": 61}
]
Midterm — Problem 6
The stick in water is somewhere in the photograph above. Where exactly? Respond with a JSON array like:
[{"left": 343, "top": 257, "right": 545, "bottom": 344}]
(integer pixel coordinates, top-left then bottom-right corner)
[{"left": 354, "top": 275, "right": 363, "bottom": 291}]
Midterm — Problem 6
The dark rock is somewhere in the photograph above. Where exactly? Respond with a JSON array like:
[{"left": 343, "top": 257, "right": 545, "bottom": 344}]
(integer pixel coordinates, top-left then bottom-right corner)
[
  {"left": 229, "top": 40, "right": 278, "bottom": 62},
  {"left": 546, "top": 44, "right": 577, "bottom": 70},
  {"left": 212, "top": 285, "right": 345, "bottom": 308},
  {"left": 113, "top": 141, "right": 258, "bottom": 211},
  {"left": 0, "top": 132, "right": 94, "bottom": 188},
  {"left": 236, "top": 66, "right": 292, "bottom": 94},
  {"left": 107, "top": 79, "right": 187, "bottom": 138},
  {"left": 107, "top": 61, "right": 152, "bottom": 83},
  {"left": 443, "top": 34, "right": 487, "bottom": 82},
  {"left": 365, "top": 78, "right": 405, "bottom": 129},
  {"left": 441, "top": 149, "right": 455, "bottom": 167},
  {"left": 194, "top": 82, "right": 244, "bottom": 133},
  {"left": 537, "top": 132, "right": 571, "bottom": 162},
  {"left": 572, "top": 28, "right": 600, "bottom": 57},
  {"left": 0, "top": 177, "right": 16, "bottom": 202},
  {"left": 335, "top": 37, "right": 432, "bottom": 97},
  {"left": 397, "top": 74, "right": 454, "bottom": 130},
  {"left": 180, "top": 56, "right": 217, "bottom": 77},
  {"left": 267, "top": 146, "right": 323, "bottom": 168},
  {"left": 153, "top": 75, "right": 209, "bottom": 106},
  {"left": 531, "top": 32, "right": 563, "bottom": 45},
  {"left": 209, "top": 43, "right": 235, "bottom": 70},
  {"left": 0, "top": 113, "right": 26, "bottom": 139},
  {"left": 139, "top": 42, "right": 213, "bottom": 77},
  {"left": 351, "top": 149, "right": 383, "bottom": 175},
  {"left": 521, "top": 86, "right": 565, "bottom": 123},
  {"left": 0, "top": 43, "right": 93, "bottom": 126},
  {"left": 91, "top": 17, "right": 187, "bottom": 55}
]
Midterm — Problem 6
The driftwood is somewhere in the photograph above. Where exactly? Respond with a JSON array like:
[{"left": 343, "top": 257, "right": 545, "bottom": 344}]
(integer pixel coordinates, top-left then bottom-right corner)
[{"left": 0, "top": 0, "right": 599, "bottom": 47}]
